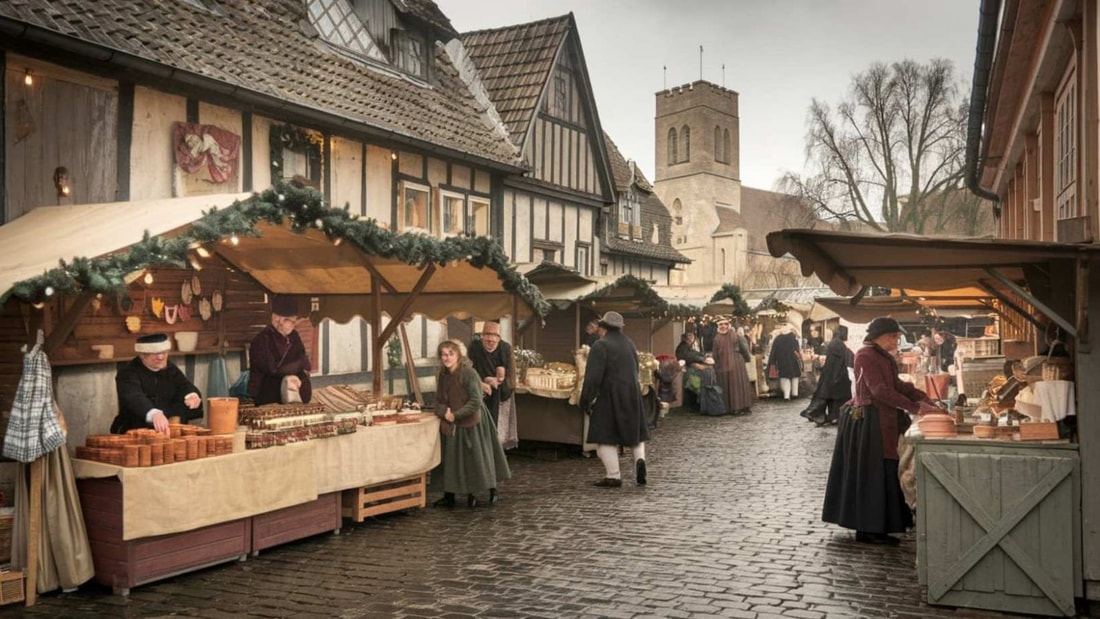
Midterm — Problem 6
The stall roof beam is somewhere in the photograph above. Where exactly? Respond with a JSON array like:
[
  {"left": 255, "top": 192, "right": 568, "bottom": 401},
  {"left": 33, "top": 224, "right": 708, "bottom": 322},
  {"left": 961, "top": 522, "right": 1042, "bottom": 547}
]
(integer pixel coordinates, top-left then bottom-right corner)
[{"left": 984, "top": 267, "right": 1076, "bottom": 337}]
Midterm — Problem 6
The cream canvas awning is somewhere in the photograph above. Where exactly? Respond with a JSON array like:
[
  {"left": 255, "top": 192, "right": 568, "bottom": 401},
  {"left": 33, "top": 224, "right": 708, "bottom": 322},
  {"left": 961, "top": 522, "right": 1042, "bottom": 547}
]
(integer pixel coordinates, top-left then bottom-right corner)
[{"left": 0, "top": 193, "right": 249, "bottom": 299}]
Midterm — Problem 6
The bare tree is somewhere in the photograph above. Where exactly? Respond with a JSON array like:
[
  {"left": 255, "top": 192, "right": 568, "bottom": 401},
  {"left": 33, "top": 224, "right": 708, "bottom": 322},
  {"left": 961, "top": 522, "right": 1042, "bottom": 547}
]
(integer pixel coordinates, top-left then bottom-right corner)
[{"left": 781, "top": 59, "right": 994, "bottom": 235}]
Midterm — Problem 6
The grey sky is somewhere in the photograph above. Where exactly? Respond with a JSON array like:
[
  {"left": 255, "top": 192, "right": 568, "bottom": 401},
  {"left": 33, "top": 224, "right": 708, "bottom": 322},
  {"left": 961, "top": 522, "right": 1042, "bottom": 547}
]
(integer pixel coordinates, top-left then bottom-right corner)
[{"left": 439, "top": 0, "right": 980, "bottom": 191}]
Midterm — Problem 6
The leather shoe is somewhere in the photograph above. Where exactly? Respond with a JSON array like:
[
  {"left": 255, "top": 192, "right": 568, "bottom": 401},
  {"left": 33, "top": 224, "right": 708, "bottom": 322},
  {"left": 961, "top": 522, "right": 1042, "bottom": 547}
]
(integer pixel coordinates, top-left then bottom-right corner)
[
  {"left": 433, "top": 493, "right": 455, "bottom": 508},
  {"left": 488, "top": 488, "right": 499, "bottom": 506},
  {"left": 592, "top": 477, "right": 622, "bottom": 488},
  {"left": 855, "top": 531, "right": 900, "bottom": 545},
  {"left": 467, "top": 494, "right": 479, "bottom": 508},
  {"left": 635, "top": 459, "right": 647, "bottom": 486}
]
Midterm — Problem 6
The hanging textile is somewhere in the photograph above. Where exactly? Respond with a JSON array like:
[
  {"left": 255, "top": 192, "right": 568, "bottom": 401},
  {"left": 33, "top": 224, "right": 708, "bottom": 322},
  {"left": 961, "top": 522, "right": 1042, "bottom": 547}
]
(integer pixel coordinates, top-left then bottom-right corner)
[{"left": 3, "top": 330, "right": 64, "bottom": 462}]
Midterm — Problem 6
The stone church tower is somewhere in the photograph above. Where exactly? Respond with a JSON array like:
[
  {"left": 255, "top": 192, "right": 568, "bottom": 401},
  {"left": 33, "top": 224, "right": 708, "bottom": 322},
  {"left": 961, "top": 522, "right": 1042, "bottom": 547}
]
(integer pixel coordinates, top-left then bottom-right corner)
[{"left": 653, "top": 80, "right": 744, "bottom": 287}]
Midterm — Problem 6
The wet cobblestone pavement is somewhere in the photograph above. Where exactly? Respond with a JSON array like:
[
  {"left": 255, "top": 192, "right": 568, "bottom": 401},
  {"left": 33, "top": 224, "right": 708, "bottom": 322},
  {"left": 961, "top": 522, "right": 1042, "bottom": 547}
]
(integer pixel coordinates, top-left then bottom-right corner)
[{"left": 7, "top": 398, "right": 1069, "bottom": 618}]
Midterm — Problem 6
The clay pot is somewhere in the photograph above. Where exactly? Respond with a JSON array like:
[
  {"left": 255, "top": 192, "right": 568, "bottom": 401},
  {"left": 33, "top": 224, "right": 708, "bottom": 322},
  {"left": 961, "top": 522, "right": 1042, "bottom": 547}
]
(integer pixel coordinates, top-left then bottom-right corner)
[{"left": 207, "top": 397, "right": 239, "bottom": 435}]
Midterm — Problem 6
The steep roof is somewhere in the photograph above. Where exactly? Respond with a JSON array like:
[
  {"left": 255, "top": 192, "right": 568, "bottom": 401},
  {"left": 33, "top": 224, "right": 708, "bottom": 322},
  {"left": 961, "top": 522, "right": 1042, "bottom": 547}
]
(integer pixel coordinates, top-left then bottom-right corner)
[
  {"left": 603, "top": 133, "right": 690, "bottom": 264},
  {"left": 0, "top": 0, "right": 519, "bottom": 167},
  {"left": 393, "top": 0, "right": 458, "bottom": 38},
  {"left": 728, "top": 186, "right": 818, "bottom": 251},
  {"left": 460, "top": 15, "right": 572, "bottom": 150}
]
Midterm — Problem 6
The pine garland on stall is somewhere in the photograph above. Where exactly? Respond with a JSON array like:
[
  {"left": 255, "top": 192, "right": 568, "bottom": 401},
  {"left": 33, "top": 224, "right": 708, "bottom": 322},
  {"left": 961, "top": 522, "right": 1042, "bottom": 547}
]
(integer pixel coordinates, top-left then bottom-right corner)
[{"left": 6, "top": 183, "right": 551, "bottom": 317}]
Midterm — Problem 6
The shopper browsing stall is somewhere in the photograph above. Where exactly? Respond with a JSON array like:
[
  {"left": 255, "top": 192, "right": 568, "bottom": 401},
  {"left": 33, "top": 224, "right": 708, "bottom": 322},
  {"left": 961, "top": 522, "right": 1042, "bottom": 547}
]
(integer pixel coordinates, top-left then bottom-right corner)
[
  {"left": 433, "top": 340, "right": 511, "bottom": 508},
  {"left": 112, "top": 333, "right": 202, "bottom": 434},
  {"left": 821, "top": 317, "right": 940, "bottom": 545}
]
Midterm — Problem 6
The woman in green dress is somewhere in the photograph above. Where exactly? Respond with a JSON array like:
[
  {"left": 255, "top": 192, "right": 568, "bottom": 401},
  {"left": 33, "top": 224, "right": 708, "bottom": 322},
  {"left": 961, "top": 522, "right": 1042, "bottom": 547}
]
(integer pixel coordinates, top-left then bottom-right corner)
[{"left": 432, "top": 340, "right": 511, "bottom": 508}]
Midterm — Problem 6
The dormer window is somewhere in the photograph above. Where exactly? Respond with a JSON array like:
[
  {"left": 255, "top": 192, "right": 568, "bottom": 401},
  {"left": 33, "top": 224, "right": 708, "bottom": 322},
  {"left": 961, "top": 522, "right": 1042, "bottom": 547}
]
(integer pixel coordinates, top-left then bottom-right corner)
[
  {"left": 392, "top": 28, "right": 426, "bottom": 79},
  {"left": 307, "top": 0, "right": 386, "bottom": 63}
]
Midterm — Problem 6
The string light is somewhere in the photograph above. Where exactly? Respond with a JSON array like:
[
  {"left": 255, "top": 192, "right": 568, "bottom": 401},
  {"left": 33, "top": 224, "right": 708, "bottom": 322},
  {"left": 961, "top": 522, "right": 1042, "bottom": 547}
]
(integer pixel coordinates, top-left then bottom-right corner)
[
  {"left": 23, "top": 69, "right": 33, "bottom": 86},
  {"left": 229, "top": 234, "right": 240, "bottom": 246}
]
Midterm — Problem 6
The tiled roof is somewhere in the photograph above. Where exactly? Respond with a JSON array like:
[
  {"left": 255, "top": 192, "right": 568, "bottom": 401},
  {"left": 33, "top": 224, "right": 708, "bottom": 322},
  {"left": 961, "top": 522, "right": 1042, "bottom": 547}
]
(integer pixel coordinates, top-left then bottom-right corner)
[
  {"left": 0, "top": 0, "right": 519, "bottom": 167},
  {"left": 603, "top": 133, "right": 690, "bottom": 264},
  {"left": 460, "top": 15, "right": 571, "bottom": 150},
  {"left": 727, "top": 186, "right": 818, "bottom": 251},
  {"left": 393, "top": 0, "right": 457, "bottom": 38}
]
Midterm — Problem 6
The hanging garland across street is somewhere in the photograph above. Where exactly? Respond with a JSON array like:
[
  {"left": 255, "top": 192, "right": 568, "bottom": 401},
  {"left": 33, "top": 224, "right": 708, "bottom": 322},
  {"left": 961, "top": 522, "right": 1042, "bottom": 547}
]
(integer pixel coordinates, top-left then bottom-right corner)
[{"left": 6, "top": 182, "right": 551, "bottom": 318}]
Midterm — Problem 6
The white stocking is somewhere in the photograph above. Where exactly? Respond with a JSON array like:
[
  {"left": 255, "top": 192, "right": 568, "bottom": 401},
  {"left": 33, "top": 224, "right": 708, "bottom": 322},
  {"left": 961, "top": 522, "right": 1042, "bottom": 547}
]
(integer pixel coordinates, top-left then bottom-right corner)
[
  {"left": 632, "top": 442, "right": 646, "bottom": 462},
  {"left": 596, "top": 444, "right": 621, "bottom": 479}
]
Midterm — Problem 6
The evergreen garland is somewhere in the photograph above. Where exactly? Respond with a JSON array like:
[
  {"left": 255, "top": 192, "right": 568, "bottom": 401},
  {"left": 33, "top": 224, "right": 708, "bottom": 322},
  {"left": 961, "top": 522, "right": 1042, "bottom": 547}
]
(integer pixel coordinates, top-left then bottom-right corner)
[
  {"left": 708, "top": 283, "right": 751, "bottom": 316},
  {"left": 582, "top": 274, "right": 700, "bottom": 318},
  {"left": 5, "top": 183, "right": 551, "bottom": 318}
]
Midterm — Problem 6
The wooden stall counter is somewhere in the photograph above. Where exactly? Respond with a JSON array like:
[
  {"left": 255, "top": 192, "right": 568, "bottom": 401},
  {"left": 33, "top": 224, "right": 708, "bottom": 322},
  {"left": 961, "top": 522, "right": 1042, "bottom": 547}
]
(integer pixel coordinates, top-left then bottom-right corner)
[{"left": 915, "top": 438, "right": 1081, "bottom": 617}]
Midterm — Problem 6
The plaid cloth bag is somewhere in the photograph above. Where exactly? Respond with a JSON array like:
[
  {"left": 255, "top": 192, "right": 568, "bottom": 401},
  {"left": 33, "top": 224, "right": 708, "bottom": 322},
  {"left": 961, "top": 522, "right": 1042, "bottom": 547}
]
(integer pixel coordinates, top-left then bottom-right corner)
[{"left": 3, "top": 333, "right": 65, "bottom": 462}]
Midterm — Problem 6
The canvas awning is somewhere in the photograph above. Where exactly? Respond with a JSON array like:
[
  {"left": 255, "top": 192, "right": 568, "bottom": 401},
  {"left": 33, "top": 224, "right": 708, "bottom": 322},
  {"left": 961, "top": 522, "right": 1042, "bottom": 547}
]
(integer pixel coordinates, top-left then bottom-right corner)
[
  {"left": 515, "top": 262, "right": 599, "bottom": 310},
  {"left": 767, "top": 228, "right": 1100, "bottom": 337},
  {"left": 0, "top": 192, "right": 249, "bottom": 300},
  {"left": 214, "top": 222, "right": 522, "bottom": 322}
]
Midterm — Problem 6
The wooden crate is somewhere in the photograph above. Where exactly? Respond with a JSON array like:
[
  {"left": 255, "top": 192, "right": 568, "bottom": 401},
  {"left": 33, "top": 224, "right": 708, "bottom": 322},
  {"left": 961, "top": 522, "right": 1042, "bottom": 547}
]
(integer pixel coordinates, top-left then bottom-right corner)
[
  {"left": 0, "top": 513, "right": 12, "bottom": 564},
  {"left": 1018, "top": 421, "right": 1059, "bottom": 441},
  {"left": 341, "top": 474, "right": 426, "bottom": 523},
  {"left": 0, "top": 570, "right": 25, "bottom": 606}
]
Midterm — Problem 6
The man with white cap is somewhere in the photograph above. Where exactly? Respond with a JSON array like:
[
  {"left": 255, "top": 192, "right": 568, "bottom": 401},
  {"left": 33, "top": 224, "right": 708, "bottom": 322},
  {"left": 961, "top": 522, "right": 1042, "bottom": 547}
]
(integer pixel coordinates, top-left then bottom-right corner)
[
  {"left": 112, "top": 333, "right": 202, "bottom": 434},
  {"left": 467, "top": 320, "right": 514, "bottom": 426},
  {"left": 578, "top": 311, "right": 650, "bottom": 487}
]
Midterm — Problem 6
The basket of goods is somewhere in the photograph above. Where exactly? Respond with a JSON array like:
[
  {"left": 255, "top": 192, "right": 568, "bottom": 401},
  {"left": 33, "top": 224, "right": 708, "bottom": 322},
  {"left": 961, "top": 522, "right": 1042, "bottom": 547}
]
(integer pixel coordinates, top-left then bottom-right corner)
[
  {"left": 524, "top": 367, "right": 575, "bottom": 399},
  {"left": 637, "top": 353, "right": 658, "bottom": 390},
  {"left": 1042, "top": 356, "right": 1073, "bottom": 382},
  {"left": 513, "top": 349, "right": 544, "bottom": 384},
  {"left": 917, "top": 412, "right": 957, "bottom": 438}
]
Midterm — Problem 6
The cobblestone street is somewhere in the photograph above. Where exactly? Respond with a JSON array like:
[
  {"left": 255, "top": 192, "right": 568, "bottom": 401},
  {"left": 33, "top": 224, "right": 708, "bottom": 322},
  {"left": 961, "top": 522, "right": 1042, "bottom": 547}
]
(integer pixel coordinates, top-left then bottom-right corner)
[{"left": 11, "top": 399, "right": 1048, "bottom": 618}]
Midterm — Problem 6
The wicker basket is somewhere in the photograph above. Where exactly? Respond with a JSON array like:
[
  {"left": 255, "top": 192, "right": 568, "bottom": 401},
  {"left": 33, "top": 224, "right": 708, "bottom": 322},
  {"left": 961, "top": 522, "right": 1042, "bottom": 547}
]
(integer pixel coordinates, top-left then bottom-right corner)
[
  {"left": 0, "top": 569, "right": 25, "bottom": 605},
  {"left": 0, "top": 514, "right": 11, "bottom": 564},
  {"left": 1042, "top": 358, "right": 1073, "bottom": 382},
  {"left": 524, "top": 368, "right": 576, "bottom": 391}
]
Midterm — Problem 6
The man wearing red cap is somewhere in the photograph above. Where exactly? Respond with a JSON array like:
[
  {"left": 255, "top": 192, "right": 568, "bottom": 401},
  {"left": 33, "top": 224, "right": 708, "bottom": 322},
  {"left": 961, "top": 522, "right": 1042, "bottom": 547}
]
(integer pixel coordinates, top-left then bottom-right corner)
[{"left": 248, "top": 295, "right": 313, "bottom": 405}]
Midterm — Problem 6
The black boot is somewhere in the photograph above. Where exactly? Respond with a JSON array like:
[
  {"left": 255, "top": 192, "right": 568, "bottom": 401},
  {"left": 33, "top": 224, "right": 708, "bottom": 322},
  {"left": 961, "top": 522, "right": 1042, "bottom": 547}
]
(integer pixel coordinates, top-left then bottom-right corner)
[
  {"left": 467, "top": 494, "right": 479, "bottom": 508},
  {"left": 488, "top": 488, "right": 499, "bottom": 506},
  {"left": 433, "top": 492, "right": 455, "bottom": 508}
]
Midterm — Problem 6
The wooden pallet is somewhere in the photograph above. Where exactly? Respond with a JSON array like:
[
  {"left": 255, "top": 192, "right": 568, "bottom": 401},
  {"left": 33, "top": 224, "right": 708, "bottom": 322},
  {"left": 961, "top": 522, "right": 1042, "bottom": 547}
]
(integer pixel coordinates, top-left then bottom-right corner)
[{"left": 341, "top": 473, "right": 426, "bottom": 522}]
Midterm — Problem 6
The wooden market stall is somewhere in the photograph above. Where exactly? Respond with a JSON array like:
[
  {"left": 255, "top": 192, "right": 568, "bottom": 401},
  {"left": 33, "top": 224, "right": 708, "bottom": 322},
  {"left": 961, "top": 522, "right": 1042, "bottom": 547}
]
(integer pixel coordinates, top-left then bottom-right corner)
[
  {"left": 768, "top": 228, "right": 1100, "bottom": 616},
  {"left": 511, "top": 271, "right": 690, "bottom": 450},
  {"left": 0, "top": 185, "right": 548, "bottom": 600}
]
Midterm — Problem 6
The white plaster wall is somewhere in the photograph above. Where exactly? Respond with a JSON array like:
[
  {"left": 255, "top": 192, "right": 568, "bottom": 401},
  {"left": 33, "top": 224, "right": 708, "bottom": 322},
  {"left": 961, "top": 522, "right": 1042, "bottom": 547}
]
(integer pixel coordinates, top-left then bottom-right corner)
[
  {"left": 365, "top": 145, "right": 393, "bottom": 225},
  {"left": 130, "top": 86, "right": 185, "bottom": 200},
  {"left": 331, "top": 136, "right": 363, "bottom": 214},
  {"left": 252, "top": 115, "right": 275, "bottom": 191},
  {"left": 323, "top": 318, "right": 363, "bottom": 374}
]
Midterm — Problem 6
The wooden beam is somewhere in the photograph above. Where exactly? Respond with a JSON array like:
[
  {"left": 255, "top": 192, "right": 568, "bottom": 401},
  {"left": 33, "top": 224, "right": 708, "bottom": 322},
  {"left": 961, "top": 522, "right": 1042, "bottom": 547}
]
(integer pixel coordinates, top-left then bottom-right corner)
[
  {"left": 357, "top": 257, "right": 397, "bottom": 294},
  {"left": 25, "top": 458, "right": 43, "bottom": 606},
  {"left": 371, "top": 276, "right": 383, "bottom": 394},
  {"left": 42, "top": 291, "right": 95, "bottom": 356},
  {"left": 378, "top": 264, "right": 436, "bottom": 344}
]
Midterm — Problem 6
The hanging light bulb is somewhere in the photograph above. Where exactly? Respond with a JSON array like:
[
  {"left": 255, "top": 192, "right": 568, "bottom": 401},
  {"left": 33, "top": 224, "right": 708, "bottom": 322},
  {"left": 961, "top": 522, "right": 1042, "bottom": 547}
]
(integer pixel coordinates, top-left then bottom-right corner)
[
  {"left": 229, "top": 234, "right": 240, "bottom": 246},
  {"left": 143, "top": 272, "right": 154, "bottom": 285},
  {"left": 23, "top": 69, "right": 33, "bottom": 86},
  {"left": 44, "top": 286, "right": 55, "bottom": 297}
]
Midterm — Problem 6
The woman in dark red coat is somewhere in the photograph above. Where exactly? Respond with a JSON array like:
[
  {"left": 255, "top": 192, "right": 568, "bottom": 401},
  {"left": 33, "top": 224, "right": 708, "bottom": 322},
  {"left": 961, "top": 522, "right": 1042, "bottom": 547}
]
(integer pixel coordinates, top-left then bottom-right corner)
[{"left": 821, "top": 317, "right": 939, "bottom": 544}]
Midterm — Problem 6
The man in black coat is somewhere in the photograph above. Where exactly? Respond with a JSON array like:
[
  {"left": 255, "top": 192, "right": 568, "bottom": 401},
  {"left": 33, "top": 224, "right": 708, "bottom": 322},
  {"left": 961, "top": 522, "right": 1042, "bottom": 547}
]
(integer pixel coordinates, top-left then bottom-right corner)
[
  {"left": 806, "top": 326, "right": 854, "bottom": 426},
  {"left": 579, "top": 311, "right": 650, "bottom": 487},
  {"left": 112, "top": 333, "right": 203, "bottom": 434}
]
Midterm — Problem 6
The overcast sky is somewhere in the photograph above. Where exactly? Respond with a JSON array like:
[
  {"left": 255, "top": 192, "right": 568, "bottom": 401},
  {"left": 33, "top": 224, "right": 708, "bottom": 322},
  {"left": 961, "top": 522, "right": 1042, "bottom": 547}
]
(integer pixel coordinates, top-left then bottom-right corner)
[{"left": 439, "top": 0, "right": 980, "bottom": 190}]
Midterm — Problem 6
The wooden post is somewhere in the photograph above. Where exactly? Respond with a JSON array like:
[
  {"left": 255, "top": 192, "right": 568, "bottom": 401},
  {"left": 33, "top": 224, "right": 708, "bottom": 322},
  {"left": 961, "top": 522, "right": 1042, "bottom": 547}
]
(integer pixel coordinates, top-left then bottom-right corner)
[
  {"left": 25, "top": 457, "right": 43, "bottom": 606},
  {"left": 399, "top": 323, "right": 422, "bottom": 406}
]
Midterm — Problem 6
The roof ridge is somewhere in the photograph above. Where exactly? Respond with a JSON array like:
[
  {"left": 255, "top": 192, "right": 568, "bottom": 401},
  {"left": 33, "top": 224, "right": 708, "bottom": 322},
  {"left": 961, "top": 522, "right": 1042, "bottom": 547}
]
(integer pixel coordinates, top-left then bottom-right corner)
[{"left": 459, "top": 13, "right": 573, "bottom": 37}]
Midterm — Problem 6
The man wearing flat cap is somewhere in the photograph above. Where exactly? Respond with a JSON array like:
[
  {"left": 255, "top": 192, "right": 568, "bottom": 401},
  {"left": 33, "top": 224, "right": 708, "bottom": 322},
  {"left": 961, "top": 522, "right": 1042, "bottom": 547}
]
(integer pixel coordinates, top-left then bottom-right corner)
[
  {"left": 248, "top": 295, "right": 313, "bottom": 406},
  {"left": 112, "top": 333, "right": 202, "bottom": 434},
  {"left": 467, "top": 321, "right": 514, "bottom": 426},
  {"left": 579, "top": 311, "right": 650, "bottom": 487}
]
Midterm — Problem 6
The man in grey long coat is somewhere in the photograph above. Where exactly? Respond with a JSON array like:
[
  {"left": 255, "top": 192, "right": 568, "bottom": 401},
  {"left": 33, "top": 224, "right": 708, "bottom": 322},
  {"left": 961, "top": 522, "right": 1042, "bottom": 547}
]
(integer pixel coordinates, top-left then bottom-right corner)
[{"left": 579, "top": 311, "right": 651, "bottom": 487}]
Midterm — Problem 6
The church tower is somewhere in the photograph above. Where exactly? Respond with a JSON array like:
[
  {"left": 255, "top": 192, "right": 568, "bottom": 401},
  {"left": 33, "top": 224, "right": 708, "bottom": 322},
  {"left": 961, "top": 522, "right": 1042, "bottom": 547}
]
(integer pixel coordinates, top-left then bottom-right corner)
[{"left": 653, "top": 80, "right": 741, "bottom": 286}]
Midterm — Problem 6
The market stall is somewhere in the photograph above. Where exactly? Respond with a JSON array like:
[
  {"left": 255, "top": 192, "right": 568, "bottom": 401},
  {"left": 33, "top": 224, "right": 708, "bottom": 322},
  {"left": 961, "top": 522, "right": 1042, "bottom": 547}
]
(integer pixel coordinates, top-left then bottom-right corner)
[
  {"left": 0, "top": 184, "right": 548, "bottom": 602},
  {"left": 768, "top": 227, "right": 1100, "bottom": 616},
  {"left": 510, "top": 271, "right": 685, "bottom": 449}
]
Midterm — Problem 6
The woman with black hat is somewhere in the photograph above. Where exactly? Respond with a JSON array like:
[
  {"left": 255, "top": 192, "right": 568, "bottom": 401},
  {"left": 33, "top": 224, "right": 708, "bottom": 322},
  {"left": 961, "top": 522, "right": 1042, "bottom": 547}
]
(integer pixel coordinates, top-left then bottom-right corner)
[{"left": 821, "top": 316, "right": 940, "bottom": 545}]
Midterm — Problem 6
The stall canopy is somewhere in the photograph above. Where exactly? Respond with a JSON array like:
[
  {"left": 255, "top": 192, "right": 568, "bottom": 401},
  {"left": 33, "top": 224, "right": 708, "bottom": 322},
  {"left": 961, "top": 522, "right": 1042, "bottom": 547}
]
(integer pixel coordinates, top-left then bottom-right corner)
[
  {"left": 579, "top": 274, "right": 699, "bottom": 319},
  {"left": 767, "top": 228, "right": 1100, "bottom": 337},
  {"left": 6, "top": 184, "right": 550, "bottom": 392},
  {"left": 0, "top": 193, "right": 249, "bottom": 303}
]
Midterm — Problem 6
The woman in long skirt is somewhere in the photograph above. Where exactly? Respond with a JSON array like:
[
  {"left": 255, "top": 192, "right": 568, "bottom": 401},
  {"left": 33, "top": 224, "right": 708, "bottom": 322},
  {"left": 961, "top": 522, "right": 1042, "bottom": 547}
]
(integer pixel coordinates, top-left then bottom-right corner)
[{"left": 432, "top": 340, "right": 511, "bottom": 508}]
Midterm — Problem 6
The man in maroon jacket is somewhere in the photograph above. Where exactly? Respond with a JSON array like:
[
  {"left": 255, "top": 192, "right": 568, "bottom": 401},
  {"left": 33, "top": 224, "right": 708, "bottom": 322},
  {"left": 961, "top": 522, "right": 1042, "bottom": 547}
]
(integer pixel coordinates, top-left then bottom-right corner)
[{"left": 248, "top": 295, "right": 312, "bottom": 405}]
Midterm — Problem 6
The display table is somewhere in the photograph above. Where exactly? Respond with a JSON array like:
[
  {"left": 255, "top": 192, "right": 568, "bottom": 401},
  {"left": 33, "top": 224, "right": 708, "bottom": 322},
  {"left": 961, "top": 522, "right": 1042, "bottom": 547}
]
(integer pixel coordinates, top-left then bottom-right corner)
[
  {"left": 915, "top": 437, "right": 1081, "bottom": 616},
  {"left": 514, "top": 388, "right": 592, "bottom": 450},
  {"left": 74, "top": 417, "right": 441, "bottom": 594}
]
